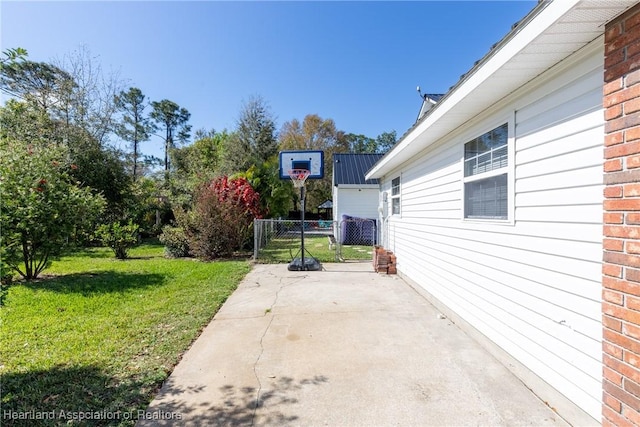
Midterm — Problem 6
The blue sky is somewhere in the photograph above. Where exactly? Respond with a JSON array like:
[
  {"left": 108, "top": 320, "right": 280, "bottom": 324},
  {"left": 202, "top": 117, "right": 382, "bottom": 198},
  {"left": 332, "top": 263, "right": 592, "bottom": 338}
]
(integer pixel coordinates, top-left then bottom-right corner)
[{"left": 2, "top": 1, "right": 536, "bottom": 159}]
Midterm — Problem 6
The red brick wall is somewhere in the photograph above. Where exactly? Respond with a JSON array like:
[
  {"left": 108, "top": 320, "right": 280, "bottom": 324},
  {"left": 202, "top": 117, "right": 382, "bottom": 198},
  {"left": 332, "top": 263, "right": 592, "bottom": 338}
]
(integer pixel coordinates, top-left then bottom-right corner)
[{"left": 604, "top": 4, "right": 640, "bottom": 426}]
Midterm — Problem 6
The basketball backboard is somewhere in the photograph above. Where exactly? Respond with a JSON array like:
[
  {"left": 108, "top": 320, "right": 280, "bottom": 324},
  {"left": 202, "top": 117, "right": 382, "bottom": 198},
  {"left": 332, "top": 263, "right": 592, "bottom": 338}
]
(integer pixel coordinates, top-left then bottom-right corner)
[{"left": 278, "top": 150, "right": 324, "bottom": 180}]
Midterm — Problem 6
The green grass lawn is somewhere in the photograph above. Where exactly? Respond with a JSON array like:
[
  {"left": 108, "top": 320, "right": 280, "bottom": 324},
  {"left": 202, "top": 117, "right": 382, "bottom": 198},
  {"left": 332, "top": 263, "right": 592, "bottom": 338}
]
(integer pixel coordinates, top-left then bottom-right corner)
[
  {"left": 257, "top": 235, "right": 373, "bottom": 263},
  {"left": 0, "top": 241, "right": 250, "bottom": 426}
]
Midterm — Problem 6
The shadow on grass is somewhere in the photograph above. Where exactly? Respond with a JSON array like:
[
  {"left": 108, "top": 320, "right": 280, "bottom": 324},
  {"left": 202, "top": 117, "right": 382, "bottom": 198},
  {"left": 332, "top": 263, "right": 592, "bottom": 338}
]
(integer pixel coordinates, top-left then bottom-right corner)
[
  {"left": 56, "top": 246, "right": 114, "bottom": 259},
  {"left": 139, "top": 375, "right": 328, "bottom": 426},
  {"left": 23, "top": 271, "right": 165, "bottom": 295},
  {"left": 1, "top": 364, "right": 152, "bottom": 427}
]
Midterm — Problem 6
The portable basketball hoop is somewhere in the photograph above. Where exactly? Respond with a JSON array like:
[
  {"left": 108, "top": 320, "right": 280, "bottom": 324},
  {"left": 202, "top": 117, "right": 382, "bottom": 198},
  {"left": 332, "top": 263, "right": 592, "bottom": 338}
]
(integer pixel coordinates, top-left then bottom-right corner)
[{"left": 280, "top": 157, "right": 323, "bottom": 272}]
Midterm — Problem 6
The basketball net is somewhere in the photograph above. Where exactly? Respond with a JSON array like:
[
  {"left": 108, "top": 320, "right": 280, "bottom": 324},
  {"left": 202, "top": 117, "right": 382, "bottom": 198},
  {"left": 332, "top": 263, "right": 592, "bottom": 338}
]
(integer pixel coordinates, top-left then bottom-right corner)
[{"left": 288, "top": 169, "right": 311, "bottom": 188}]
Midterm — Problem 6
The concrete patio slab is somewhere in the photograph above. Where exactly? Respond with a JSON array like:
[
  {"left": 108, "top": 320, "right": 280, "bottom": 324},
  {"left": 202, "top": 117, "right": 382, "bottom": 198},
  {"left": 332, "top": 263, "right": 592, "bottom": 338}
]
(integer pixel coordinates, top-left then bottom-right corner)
[{"left": 138, "top": 263, "right": 569, "bottom": 426}]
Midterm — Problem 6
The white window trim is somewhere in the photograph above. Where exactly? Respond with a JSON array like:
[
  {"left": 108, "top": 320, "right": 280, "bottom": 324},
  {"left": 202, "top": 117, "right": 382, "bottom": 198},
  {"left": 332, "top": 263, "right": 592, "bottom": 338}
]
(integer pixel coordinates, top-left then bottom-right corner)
[
  {"left": 391, "top": 175, "right": 401, "bottom": 216},
  {"left": 461, "top": 113, "right": 515, "bottom": 225}
]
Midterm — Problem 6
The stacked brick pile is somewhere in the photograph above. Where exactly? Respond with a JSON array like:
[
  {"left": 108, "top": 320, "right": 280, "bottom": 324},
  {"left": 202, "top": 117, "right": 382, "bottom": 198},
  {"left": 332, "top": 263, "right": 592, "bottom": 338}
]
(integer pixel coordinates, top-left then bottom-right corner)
[{"left": 373, "top": 246, "right": 397, "bottom": 274}]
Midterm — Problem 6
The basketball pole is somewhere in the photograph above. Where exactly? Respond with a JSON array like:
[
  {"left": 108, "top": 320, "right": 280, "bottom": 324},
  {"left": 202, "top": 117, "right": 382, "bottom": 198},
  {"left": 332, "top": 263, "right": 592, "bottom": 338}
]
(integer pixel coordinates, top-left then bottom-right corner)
[{"left": 300, "top": 184, "right": 306, "bottom": 269}]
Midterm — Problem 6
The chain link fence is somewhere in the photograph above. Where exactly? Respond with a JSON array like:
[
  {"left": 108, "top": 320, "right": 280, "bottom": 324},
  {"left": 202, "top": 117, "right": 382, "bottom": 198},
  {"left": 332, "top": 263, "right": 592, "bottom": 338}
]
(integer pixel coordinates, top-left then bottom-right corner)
[{"left": 253, "top": 218, "right": 377, "bottom": 263}]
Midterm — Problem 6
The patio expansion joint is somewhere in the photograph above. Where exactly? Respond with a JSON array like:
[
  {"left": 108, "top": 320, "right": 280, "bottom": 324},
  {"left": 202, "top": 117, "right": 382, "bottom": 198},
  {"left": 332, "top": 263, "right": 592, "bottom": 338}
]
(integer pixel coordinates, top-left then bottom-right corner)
[{"left": 249, "top": 273, "right": 306, "bottom": 426}]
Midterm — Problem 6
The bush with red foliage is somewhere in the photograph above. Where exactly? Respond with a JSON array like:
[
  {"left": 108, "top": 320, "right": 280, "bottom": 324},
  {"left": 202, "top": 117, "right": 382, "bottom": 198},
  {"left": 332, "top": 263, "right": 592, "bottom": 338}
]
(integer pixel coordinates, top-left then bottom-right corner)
[{"left": 181, "top": 176, "right": 263, "bottom": 260}]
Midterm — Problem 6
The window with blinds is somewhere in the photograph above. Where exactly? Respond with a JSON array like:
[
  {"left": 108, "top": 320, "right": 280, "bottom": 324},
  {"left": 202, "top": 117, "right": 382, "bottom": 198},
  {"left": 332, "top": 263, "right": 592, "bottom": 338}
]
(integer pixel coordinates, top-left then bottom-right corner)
[{"left": 463, "top": 123, "right": 508, "bottom": 220}]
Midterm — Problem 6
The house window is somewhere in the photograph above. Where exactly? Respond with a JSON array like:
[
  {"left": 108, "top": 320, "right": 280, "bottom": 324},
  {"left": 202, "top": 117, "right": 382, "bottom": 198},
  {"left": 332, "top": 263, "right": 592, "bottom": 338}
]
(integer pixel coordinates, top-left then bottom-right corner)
[
  {"left": 463, "top": 123, "right": 508, "bottom": 219},
  {"left": 391, "top": 176, "right": 400, "bottom": 215}
]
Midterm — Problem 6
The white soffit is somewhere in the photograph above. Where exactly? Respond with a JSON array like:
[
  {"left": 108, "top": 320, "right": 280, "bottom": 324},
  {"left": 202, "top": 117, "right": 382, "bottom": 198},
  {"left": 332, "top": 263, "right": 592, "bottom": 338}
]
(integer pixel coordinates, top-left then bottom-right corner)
[{"left": 367, "top": 0, "right": 636, "bottom": 180}]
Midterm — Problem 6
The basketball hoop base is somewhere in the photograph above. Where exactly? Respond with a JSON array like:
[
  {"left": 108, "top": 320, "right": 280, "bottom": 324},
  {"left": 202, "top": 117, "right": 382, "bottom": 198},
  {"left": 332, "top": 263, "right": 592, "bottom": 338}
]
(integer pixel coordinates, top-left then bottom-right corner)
[{"left": 288, "top": 256, "right": 322, "bottom": 271}]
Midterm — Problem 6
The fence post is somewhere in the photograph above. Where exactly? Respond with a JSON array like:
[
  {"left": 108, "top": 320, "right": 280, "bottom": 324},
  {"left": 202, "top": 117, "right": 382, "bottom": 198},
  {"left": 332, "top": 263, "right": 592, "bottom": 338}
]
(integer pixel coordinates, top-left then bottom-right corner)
[
  {"left": 336, "top": 220, "right": 342, "bottom": 262},
  {"left": 253, "top": 219, "right": 259, "bottom": 260}
]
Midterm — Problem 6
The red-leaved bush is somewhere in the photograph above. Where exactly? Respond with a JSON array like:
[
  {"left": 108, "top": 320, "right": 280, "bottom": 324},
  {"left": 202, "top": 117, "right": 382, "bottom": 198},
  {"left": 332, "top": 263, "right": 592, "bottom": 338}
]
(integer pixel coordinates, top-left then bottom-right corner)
[{"left": 181, "top": 176, "right": 263, "bottom": 260}]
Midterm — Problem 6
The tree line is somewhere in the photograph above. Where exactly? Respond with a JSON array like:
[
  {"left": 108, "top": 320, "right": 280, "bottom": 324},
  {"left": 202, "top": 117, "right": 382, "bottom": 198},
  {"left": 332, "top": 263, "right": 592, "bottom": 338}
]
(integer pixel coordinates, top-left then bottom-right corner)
[{"left": 0, "top": 47, "right": 396, "bottom": 279}]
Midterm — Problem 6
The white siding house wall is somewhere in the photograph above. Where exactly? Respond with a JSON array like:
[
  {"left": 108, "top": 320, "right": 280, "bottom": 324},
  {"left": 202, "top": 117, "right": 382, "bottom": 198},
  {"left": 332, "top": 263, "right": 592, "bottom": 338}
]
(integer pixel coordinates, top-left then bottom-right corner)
[
  {"left": 334, "top": 186, "right": 379, "bottom": 222},
  {"left": 381, "top": 42, "right": 603, "bottom": 420}
]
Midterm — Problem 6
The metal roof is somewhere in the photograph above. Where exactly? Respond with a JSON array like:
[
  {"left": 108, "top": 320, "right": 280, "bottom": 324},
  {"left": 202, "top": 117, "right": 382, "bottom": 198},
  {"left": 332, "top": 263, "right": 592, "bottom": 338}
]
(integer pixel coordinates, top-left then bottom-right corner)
[
  {"left": 333, "top": 153, "right": 384, "bottom": 186},
  {"left": 318, "top": 200, "right": 333, "bottom": 209},
  {"left": 367, "top": 0, "right": 637, "bottom": 180}
]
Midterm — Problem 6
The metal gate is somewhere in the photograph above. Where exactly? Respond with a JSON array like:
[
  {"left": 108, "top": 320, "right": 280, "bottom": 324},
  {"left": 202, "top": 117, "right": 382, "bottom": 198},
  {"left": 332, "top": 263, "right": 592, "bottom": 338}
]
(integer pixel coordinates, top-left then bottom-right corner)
[{"left": 336, "top": 218, "right": 377, "bottom": 261}]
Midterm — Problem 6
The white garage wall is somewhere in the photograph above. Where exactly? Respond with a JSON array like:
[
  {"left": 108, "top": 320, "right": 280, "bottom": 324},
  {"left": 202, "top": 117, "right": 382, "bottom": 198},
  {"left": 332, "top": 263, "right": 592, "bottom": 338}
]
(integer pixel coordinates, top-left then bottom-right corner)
[{"left": 335, "top": 186, "right": 379, "bottom": 222}]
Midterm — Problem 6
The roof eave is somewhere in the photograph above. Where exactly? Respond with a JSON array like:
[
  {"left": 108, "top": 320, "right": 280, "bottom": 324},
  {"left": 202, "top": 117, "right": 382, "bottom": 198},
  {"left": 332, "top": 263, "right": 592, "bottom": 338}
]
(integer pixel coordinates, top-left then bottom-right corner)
[
  {"left": 366, "top": 0, "right": 635, "bottom": 180},
  {"left": 336, "top": 184, "right": 380, "bottom": 189}
]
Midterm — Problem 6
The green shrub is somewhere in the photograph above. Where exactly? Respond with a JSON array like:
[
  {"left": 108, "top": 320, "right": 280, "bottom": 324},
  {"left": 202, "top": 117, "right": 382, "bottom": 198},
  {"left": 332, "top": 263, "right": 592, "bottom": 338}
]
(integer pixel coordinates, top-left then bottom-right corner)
[
  {"left": 159, "top": 225, "right": 190, "bottom": 258},
  {"left": 0, "top": 139, "right": 105, "bottom": 280},
  {"left": 180, "top": 176, "right": 263, "bottom": 260},
  {"left": 96, "top": 220, "right": 140, "bottom": 259}
]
